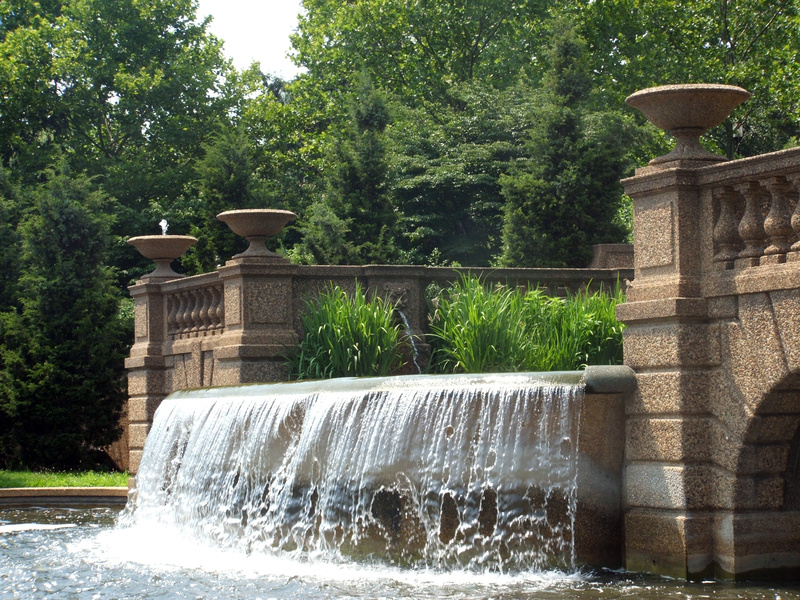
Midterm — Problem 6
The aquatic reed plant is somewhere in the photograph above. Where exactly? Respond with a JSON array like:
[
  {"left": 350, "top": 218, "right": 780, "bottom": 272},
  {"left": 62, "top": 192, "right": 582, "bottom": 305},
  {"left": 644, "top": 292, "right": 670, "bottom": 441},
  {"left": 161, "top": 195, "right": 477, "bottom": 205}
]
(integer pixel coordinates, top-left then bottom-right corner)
[
  {"left": 428, "top": 276, "right": 625, "bottom": 373},
  {"left": 289, "top": 283, "right": 404, "bottom": 379},
  {"left": 427, "top": 278, "right": 531, "bottom": 373}
]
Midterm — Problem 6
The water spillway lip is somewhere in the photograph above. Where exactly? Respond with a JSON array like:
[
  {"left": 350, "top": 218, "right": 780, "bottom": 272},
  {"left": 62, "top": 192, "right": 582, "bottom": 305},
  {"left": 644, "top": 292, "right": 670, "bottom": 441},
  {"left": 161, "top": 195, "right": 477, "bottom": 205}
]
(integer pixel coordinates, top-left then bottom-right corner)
[
  {"left": 582, "top": 365, "right": 637, "bottom": 394},
  {"left": 0, "top": 487, "right": 128, "bottom": 507},
  {"left": 165, "top": 371, "right": 587, "bottom": 401}
]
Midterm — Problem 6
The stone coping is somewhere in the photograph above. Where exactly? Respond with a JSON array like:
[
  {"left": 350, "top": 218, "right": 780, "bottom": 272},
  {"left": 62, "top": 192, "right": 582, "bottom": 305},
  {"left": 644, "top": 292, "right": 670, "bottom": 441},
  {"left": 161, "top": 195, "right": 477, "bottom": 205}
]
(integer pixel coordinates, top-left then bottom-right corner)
[
  {"left": 0, "top": 487, "right": 129, "bottom": 507},
  {"left": 583, "top": 365, "right": 637, "bottom": 394}
]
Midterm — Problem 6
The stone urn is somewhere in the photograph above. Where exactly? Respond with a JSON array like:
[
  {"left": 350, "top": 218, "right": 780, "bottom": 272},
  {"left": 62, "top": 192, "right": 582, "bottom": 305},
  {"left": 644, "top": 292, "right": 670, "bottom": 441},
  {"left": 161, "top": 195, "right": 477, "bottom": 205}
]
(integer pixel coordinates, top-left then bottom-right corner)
[
  {"left": 128, "top": 235, "right": 197, "bottom": 280},
  {"left": 625, "top": 83, "right": 750, "bottom": 167},
  {"left": 217, "top": 209, "right": 297, "bottom": 259}
]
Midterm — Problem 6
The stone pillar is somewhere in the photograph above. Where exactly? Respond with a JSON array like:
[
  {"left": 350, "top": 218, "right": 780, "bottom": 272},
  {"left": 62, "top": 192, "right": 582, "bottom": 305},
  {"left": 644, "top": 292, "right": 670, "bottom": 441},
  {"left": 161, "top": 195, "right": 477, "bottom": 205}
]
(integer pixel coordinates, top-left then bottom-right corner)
[
  {"left": 125, "top": 279, "right": 170, "bottom": 474},
  {"left": 616, "top": 163, "right": 729, "bottom": 578},
  {"left": 213, "top": 256, "right": 298, "bottom": 385},
  {"left": 616, "top": 83, "right": 756, "bottom": 579},
  {"left": 616, "top": 167, "right": 721, "bottom": 578}
]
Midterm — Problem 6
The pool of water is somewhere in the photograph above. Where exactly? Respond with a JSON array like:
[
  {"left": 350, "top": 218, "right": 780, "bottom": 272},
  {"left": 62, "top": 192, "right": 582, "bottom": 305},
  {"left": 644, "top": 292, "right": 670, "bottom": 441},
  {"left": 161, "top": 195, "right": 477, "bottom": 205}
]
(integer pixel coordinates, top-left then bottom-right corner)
[{"left": 1, "top": 507, "right": 799, "bottom": 600}]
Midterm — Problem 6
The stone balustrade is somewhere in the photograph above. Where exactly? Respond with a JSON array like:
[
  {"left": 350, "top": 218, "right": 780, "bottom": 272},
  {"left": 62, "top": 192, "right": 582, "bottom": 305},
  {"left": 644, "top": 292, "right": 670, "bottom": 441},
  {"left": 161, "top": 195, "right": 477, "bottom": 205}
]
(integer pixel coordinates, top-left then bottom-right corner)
[
  {"left": 165, "top": 280, "right": 225, "bottom": 339},
  {"left": 125, "top": 258, "right": 631, "bottom": 475},
  {"left": 708, "top": 149, "right": 800, "bottom": 271}
]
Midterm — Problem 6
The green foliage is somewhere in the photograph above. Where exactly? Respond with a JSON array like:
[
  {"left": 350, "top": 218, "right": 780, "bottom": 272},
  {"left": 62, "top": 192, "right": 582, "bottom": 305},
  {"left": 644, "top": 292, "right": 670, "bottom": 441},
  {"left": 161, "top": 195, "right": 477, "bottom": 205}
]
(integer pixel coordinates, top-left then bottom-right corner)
[
  {"left": 181, "top": 125, "right": 268, "bottom": 273},
  {"left": 293, "top": 74, "right": 398, "bottom": 265},
  {"left": 428, "top": 275, "right": 625, "bottom": 373},
  {"left": 575, "top": 0, "right": 800, "bottom": 158},
  {"left": 389, "top": 81, "right": 540, "bottom": 266},
  {"left": 520, "top": 284, "right": 626, "bottom": 371},
  {"left": 426, "top": 277, "right": 532, "bottom": 373},
  {"left": 499, "top": 25, "right": 638, "bottom": 267},
  {"left": 0, "top": 168, "right": 21, "bottom": 311},
  {"left": 289, "top": 283, "right": 404, "bottom": 379},
  {"left": 293, "top": 0, "right": 551, "bottom": 105},
  {"left": 0, "top": 469, "right": 128, "bottom": 487},
  {"left": 0, "top": 167, "right": 130, "bottom": 469},
  {"left": 0, "top": 0, "right": 235, "bottom": 284}
]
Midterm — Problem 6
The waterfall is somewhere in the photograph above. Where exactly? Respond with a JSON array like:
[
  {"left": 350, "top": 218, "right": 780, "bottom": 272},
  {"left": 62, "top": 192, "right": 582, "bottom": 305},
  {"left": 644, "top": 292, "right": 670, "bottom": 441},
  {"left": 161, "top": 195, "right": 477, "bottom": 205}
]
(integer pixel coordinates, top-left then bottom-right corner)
[
  {"left": 395, "top": 309, "right": 422, "bottom": 374},
  {"left": 122, "top": 373, "right": 584, "bottom": 573}
]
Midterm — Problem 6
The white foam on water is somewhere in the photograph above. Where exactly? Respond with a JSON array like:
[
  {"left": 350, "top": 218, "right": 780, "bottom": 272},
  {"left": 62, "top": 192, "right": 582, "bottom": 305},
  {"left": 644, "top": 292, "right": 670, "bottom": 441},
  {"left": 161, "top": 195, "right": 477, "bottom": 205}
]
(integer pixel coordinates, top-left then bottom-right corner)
[{"left": 84, "top": 518, "right": 587, "bottom": 595}]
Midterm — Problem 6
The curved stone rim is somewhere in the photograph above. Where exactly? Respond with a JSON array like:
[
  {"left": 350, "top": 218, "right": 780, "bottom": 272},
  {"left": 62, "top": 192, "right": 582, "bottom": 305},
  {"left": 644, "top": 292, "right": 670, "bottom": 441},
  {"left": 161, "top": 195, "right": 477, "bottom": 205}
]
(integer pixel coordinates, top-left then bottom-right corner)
[
  {"left": 625, "top": 83, "right": 751, "bottom": 106},
  {"left": 0, "top": 486, "right": 129, "bottom": 507},
  {"left": 583, "top": 365, "right": 637, "bottom": 394}
]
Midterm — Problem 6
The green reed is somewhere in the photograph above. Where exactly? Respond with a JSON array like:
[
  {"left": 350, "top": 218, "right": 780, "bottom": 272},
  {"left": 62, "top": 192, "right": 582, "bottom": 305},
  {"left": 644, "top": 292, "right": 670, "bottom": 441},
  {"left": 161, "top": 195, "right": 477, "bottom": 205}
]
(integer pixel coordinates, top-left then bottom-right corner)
[
  {"left": 289, "top": 283, "right": 404, "bottom": 380},
  {"left": 428, "top": 275, "right": 625, "bottom": 373}
]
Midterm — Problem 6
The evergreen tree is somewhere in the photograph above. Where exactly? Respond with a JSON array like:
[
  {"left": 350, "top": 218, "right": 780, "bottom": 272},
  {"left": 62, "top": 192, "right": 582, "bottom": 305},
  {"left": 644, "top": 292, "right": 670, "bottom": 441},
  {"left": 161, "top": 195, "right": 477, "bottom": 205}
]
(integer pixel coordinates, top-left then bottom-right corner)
[
  {"left": 298, "top": 75, "right": 397, "bottom": 264},
  {"left": 389, "top": 80, "right": 539, "bottom": 266},
  {"left": 500, "top": 25, "right": 636, "bottom": 267},
  {"left": 182, "top": 126, "right": 266, "bottom": 272},
  {"left": 0, "top": 167, "right": 129, "bottom": 468},
  {"left": 0, "top": 168, "right": 21, "bottom": 311}
]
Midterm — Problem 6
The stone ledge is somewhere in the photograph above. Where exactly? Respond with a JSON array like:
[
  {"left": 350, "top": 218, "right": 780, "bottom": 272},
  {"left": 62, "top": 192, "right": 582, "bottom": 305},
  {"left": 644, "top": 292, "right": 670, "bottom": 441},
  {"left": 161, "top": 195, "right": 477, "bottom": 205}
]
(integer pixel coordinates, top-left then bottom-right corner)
[
  {"left": 617, "top": 297, "right": 708, "bottom": 323},
  {"left": 584, "top": 365, "right": 637, "bottom": 394},
  {"left": 0, "top": 487, "right": 129, "bottom": 507}
]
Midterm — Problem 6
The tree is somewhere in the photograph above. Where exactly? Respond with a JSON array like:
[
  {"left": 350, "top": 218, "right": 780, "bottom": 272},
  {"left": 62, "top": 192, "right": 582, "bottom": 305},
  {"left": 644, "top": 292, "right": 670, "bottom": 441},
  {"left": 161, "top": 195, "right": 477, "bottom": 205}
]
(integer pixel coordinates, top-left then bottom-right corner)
[
  {"left": 389, "top": 80, "right": 539, "bottom": 265},
  {"left": 574, "top": 0, "right": 800, "bottom": 157},
  {"left": 0, "top": 167, "right": 129, "bottom": 468},
  {"left": 292, "top": 0, "right": 551, "bottom": 106},
  {"left": 0, "top": 168, "right": 21, "bottom": 311},
  {"left": 295, "top": 75, "right": 398, "bottom": 264},
  {"left": 180, "top": 125, "right": 266, "bottom": 272},
  {"left": 0, "top": 0, "right": 235, "bottom": 283},
  {"left": 499, "top": 25, "right": 637, "bottom": 267},
  {"left": 237, "top": 68, "right": 331, "bottom": 250}
]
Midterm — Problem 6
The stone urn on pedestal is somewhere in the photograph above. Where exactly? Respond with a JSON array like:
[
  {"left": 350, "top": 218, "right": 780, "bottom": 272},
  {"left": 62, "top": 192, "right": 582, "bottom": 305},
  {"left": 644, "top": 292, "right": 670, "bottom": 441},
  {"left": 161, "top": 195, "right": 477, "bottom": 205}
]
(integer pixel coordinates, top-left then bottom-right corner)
[
  {"left": 127, "top": 234, "right": 197, "bottom": 280},
  {"left": 217, "top": 209, "right": 297, "bottom": 261},
  {"left": 626, "top": 83, "right": 750, "bottom": 171}
]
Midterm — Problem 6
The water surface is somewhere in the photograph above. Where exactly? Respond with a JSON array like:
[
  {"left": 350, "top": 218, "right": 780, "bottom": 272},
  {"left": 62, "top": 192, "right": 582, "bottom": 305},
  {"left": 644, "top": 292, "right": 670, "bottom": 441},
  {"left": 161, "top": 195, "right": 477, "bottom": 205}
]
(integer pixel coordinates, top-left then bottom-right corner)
[{"left": 1, "top": 507, "right": 798, "bottom": 600}]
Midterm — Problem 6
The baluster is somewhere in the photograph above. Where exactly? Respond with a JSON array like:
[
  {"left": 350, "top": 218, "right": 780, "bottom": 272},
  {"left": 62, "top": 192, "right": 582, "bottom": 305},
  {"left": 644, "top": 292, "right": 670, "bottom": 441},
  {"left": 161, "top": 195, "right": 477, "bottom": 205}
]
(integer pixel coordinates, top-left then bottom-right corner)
[
  {"left": 176, "top": 291, "right": 191, "bottom": 337},
  {"left": 198, "top": 289, "right": 212, "bottom": 334},
  {"left": 213, "top": 285, "right": 225, "bottom": 330},
  {"left": 166, "top": 294, "right": 179, "bottom": 337},
  {"left": 712, "top": 186, "right": 742, "bottom": 270},
  {"left": 206, "top": 286, "right": 220, "bottom": 331},
  {"left": 188, "top": 290, "right": 201, "bottom": 336},
  {"left": 786, "top": 173, "right": 800, "bottom": 262},
  {"left": 172, "top": 292, "right": 182, "bottom": 337},
  {"left": 760, "top": 176, "right": 794, "bottom": 264},
  {"left": 735, "top": 181, "right": 768, "bottom": 268}
]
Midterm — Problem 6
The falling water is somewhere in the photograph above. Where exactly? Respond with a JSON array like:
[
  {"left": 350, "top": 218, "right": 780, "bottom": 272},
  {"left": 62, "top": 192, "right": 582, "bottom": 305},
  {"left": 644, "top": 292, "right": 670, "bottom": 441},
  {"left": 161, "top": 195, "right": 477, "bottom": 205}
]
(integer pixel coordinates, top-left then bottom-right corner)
[
  {"left": 122, "top": 373, "right": 583, "bottom": 574},
  {"left": 396, "top": 310, "right": 423, "bottom": 374}
]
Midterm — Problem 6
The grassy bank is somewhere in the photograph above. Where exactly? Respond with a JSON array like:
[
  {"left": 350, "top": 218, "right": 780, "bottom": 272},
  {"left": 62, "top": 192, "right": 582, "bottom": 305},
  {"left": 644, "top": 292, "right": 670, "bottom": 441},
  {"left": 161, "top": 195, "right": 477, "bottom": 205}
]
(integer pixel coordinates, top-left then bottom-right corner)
[{"left": 0, "top": 470, "right": 128, "bottom": 488}]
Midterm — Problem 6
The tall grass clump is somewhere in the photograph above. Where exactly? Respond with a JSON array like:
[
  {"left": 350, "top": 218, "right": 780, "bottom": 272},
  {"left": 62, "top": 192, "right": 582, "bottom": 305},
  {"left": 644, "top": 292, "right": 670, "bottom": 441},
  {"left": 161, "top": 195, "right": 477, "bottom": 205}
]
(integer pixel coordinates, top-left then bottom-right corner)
[
  {"left": 289, "top": 283, "right": 404, "bottom": 380},
  {"left": 522, "top": 285, "right": 625, "bottom": 371},
  {"left": 428, "top": 276, "right": 625, "bottom": 373},
  {"left": 427, "top": 277, "right": 531, "bottom": 373}
]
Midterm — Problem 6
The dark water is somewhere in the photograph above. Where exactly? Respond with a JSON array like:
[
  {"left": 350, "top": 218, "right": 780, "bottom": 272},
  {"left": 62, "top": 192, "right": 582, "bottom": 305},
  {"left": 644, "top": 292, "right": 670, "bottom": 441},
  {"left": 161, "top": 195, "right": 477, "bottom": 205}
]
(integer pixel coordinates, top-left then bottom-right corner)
[{"left": 1, "top": 507, "right": 799, "bottom": 600}]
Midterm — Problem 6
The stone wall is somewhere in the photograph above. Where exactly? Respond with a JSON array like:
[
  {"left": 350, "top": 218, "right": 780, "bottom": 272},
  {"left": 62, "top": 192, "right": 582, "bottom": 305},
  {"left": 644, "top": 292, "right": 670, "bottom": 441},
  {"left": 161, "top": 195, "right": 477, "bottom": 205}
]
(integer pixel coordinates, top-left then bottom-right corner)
[
  {"left": 125, "top": 259, "right": 630, "bottom": 474},
  {"left": 618, "top": 145, "right": 800, "bottom": 579}
]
